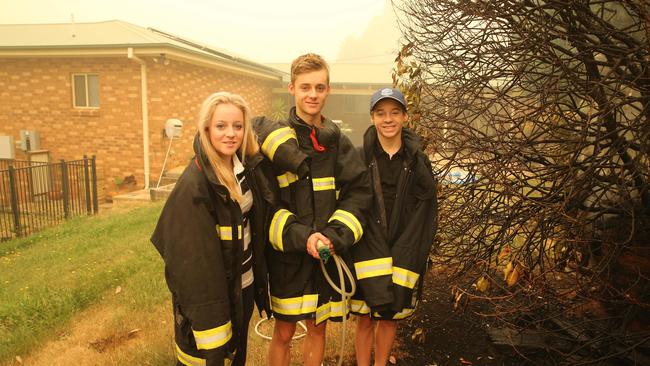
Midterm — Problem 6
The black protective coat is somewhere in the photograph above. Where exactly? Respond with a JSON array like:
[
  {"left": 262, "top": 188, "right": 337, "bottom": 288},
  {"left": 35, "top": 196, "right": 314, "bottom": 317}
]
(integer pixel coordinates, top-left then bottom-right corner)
[
  {"left": 352, "top": 126, "right": 438, "bottom": 318},
  {"left": 254, "top": 109, "right": 371, "bottom": 324},
  {"left": 151, "top": 134, "right": 273, "bottom": 365}
]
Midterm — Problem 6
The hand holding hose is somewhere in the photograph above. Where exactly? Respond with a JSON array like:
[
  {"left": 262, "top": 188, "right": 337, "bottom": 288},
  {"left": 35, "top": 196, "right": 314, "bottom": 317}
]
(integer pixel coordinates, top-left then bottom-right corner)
[{"left": 306, "top": 232, "right": 332, "bottom": 259}]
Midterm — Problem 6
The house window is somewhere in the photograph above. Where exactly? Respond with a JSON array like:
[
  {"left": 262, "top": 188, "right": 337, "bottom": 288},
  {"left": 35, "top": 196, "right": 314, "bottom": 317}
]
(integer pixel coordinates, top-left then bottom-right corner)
[{"left": 72, "top": 74, "right": 99, "bottom": 108}]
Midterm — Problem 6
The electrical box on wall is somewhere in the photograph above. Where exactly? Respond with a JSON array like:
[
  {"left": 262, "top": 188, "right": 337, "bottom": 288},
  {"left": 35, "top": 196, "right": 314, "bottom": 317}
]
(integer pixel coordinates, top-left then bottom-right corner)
[
  {"left": 20, "top": 130, "right": 40, "bottom": 151},
  {"left": 0, "top": 136, "right": 15, "bottom": 159},
  {"left": 165, "top": 119, "right": 183, "bottom": 138}
]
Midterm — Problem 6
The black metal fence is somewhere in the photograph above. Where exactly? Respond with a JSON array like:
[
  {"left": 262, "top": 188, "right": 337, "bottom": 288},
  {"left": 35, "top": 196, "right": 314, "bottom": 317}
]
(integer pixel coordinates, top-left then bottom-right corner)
[{"left": 0, "top": 156, "right": 98, "bottom": 241}]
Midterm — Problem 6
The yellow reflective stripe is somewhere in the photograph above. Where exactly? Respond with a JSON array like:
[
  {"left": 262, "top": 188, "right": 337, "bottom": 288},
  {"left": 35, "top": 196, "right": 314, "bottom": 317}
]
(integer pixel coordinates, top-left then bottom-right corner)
[
  {"left": 392, "top": 266, "right": 420, "bottom": 289},
  {"left": 216, "top": 225, "right": 243, "bottom": 240},
  {"left": 336, "top": 190, "right": 340, "bottom": 200},
  {"left": 176, "top": 344, "right": 206, "bottom": 366},
  {"left": 350, "top": 299, "right": 371, "bottom": 314},
  {"left": 269, "top": 209, "right": 293, "bottom": 251},
  {"left": 192, "top": 321, "right": 233, "bottom": 350},
  {"left": 261, "top": 127, "right": 297, "bottom": 161},
  {"left": 315, "top": 300, "right": 348, "bottom": 323},
  {"left": 392, "top": 307, "right": 416, "bottom": 319},
  {"left": 354, "top": 257, "right": 393, "bottom": 280},
  {"left": 271, "top": 294, "right": 318, "bottom": 315},
  {"left": 328, "top": 209, "right": 363, "bottom": 243},
  {"left": 312, "top": 177, "right": 336, "bottom": 191},
  {"left": 372, "top": 306, "right": 416, "bottom": 320},
  {"left": 277, "top": 172, "right": 299, "bottom": 188}
]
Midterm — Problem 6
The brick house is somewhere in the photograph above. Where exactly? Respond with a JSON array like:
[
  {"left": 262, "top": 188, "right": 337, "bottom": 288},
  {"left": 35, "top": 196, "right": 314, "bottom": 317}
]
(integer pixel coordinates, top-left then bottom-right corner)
[{"left": 0, "top": 20, "right": 284, "bottom": 200}]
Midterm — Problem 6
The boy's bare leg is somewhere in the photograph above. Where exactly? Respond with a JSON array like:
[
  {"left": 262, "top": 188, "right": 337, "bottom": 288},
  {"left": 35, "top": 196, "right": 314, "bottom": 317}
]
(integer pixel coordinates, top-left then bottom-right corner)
[
  {"left": 355, "top": 315, "right": 375, "bottom": 366},
  {"left": 303, "top": 319, "right": 327, "bottom": 366},
  {"left": 373, "top": 320, "right": 397, "bottom": 366},
  {"left": 269, "top": 319, "right": 297, "bottom": 366}
]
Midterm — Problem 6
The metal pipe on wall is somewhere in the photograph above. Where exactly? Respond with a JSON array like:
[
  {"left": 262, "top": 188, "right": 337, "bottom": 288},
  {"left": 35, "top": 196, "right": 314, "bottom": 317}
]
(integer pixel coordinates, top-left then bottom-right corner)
[{"left": 127, "top": 47, "right": 150, "bottom": 190}]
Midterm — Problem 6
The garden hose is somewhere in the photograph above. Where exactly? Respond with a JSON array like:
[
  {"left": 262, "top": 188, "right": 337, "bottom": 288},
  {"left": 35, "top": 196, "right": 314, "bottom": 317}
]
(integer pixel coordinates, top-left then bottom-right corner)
[
  {"left": 254, "top": 241, "right": 356, "bottom": 366},
  {"left": 254, "top": 317, "right": 307, "bottom": 341},
  {"left": 316, "top": 240, "right": 356, "bottom": 366}
]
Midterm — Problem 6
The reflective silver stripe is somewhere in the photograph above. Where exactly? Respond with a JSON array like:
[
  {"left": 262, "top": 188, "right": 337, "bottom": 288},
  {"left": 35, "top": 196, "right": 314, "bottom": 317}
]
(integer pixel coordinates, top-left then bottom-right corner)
[
  {"left": 269, "top": 209, "right": 293, "bottom": 251},
  {"left": 176, "top": 344, "right": 206, "bottom": 366},
  {"left": 312, "top": 176, "right": 335, "bottom": 191},
  {"left": 328, "top": 209, "right": 363, "bottom": 243},
  {"left": 261, "top": 127, "right": 297, "bottom": 161},
  {"left": 276, "top": 172, "right": 299, "bottom": 188},
  {"left": 315, "top": 300, "right": 348, "bottom": 323},
  {"left": 216, "top": 225, "right": 242, "bottom": 241},
  {"left": 271, "top": 294, "right": 318, "bottom": 315},
  {"left": 354, "top": 257, "right": 393, "bottom": 280},
  {"left": 350, "top": 299, "right": 371, "bottom": 314},
  {"left": 392, "top": 266, "right": 419, "bottom": 289},
  {"left": 192, "top": 321, "right": 233, "bottom": 350},
  {"left": 242, "top": 267, "right": 254, "bottom": 288}
]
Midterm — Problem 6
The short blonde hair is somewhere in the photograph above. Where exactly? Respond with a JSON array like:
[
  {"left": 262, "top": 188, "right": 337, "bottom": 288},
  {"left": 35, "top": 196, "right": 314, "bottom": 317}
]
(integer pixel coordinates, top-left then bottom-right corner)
[
  {"left": 290, "top": 53, "right": 330, "bottom": 84},
  {"left": 197, "top": 92, "right": 259, "bottom": 201}
]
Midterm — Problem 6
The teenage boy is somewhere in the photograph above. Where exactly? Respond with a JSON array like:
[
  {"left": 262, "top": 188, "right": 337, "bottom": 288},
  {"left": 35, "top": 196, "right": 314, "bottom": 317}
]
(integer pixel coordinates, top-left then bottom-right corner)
[
  {"left": 352, "top": 87, "right": 438, "bottom": 366},
  {"left": 254, "top": 53, "right": 371, "bottom": 366}
]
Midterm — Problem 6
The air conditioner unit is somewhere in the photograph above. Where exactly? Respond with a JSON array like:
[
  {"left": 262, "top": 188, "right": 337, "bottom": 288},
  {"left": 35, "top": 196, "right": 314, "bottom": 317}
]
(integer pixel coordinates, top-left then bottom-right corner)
[{"left": 0, "top": 136, "right": 15, "bottom": 159}]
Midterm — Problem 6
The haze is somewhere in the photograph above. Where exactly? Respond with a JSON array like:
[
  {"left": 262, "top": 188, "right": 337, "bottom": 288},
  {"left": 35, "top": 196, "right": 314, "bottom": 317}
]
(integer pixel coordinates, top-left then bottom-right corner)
[{"left": 0, "top": 0, "right": 401, "bottom": 63}]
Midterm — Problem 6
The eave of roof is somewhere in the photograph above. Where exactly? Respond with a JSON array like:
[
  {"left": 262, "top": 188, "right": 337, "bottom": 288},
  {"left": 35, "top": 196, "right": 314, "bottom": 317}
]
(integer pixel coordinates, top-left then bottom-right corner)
[{"left": 0, "top": 20, "right": 285, "bottom": 81}]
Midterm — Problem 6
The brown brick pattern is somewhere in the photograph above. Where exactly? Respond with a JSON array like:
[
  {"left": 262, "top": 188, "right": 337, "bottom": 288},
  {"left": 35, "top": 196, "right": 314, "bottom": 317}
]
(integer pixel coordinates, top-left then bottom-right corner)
[{"left": 0, "top": 57, "right": 277, "bottom": 201}]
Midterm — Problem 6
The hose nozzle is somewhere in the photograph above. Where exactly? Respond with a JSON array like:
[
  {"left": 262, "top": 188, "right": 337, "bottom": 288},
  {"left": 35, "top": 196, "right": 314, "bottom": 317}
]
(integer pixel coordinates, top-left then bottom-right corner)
[{"left": 316, "top": 240, "right": 331, "bottom": 262}]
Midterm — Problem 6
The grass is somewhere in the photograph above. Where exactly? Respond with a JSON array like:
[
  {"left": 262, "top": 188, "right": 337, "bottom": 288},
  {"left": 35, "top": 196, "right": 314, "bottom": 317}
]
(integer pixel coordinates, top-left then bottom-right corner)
[
  {"left": 0, "top": 202, "right": 359, "bottom": 365},
  {"left": 0, "top": 202, "right": 170, "bottom": 364}
]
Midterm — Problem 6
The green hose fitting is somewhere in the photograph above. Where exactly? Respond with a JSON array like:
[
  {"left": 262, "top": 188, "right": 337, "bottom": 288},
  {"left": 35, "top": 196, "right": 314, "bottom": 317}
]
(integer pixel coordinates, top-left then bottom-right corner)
[{"left": 316, "top": 240, "right": 331, "bottom": 262}]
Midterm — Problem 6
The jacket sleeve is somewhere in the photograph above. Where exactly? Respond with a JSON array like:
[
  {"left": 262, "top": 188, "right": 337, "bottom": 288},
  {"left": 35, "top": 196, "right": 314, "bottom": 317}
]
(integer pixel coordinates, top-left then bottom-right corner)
[
  {"left": 267, "top": 207, "right": 314, "bottom": 253},
  {"left": 254, "top": 117, "right": 314, "bottom": 254},
  {"left": 254, "top": 116, "right": 308, "bottom": 175},
  {"left": 415, "top": 153, "right": 438, "bottom": 267},
  {"left": 263, "top": 160, "right": 314, "bottom": 254},
  {"left": 321, "top": 135, "right": 372, "bottom": 254},
  {"left": 389, "top": 154, "right": 438, "bottom": 310},
  {"left": 151, "top": 180, "right": 233, "bottom": 362}
]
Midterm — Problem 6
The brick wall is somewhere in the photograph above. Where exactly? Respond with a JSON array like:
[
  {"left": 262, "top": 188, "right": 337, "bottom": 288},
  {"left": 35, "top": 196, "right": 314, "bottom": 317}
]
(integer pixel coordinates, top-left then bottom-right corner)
[
  {"left": 146, "top": 59, "right": 276, "bottom": 186},
  {"left": 0, "top": 57, "right": 278, "bottom": 201}
]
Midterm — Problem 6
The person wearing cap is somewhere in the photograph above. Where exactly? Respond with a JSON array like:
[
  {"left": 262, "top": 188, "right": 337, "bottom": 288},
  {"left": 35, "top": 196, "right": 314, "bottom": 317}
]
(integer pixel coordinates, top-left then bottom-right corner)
[
  {"left": 253, "top": 53, "right": 371, "bottom": 366},
  {"left": 351, "top": 87, "right": 438, "bottom": 366}
]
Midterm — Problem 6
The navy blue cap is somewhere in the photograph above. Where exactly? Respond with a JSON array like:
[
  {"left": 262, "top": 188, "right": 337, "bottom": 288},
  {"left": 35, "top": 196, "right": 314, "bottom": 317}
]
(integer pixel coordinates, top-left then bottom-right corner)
[{"left": 369, "top": 87, "right": 407, "bottom": 112}]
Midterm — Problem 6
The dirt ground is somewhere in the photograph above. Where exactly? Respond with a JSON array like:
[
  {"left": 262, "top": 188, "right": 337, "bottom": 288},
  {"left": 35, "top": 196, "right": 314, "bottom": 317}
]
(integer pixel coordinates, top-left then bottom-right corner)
[{"left": 392, "top": 266, "right": 543, "bottom": 366}]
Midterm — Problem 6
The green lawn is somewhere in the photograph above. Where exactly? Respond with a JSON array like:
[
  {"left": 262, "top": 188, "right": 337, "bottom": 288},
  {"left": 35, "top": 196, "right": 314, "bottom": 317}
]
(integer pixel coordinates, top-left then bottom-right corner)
[
  {"left": 0, "top": 202, "right": 359, "bottom": 365},
  {"left": 0, "top": 203, "right": 169, "bottom": 362}
]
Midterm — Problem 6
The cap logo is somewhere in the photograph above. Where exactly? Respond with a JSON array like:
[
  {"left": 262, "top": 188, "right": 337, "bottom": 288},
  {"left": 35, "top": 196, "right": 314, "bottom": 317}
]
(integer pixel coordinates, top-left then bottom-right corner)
[{"left": 380, "top": 88, "right": 393, "bottom": 96}]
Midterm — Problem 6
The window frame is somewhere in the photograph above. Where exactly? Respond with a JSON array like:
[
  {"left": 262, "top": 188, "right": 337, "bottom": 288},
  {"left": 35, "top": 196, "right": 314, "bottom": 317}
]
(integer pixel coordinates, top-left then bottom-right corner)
[{"left": 71, "top": 73, "right": 100, "bottom": 109}]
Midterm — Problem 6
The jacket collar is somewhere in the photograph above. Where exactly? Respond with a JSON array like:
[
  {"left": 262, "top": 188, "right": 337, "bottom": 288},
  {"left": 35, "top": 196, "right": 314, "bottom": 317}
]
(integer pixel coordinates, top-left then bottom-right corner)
[
  {"left": 288, "top": 107, "right": 340, "bottom": 150},
  {"left": 363, "top": 125, "right": 421, "bottom": 163},
  {"left": 193, "top": 132, "right": 220, "bottom": 185}
]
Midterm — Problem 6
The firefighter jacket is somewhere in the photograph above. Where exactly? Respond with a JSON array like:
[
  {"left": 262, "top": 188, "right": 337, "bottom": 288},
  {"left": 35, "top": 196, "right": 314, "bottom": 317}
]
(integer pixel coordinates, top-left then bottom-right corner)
[
  {"left": 151, "top": 133, "right": 274, "bottom": 366},
  {"left": 351, "top": 126, "right": 438, "bottom": 320},
  {"left": 253, "top": 108, "right": 371, "bottom": 325}
]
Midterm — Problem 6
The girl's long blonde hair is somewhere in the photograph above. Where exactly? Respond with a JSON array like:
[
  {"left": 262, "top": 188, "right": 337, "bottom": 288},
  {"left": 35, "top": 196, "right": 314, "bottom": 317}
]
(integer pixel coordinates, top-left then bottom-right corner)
[{"left": 197, "top": 92, "right": 259, "bottom": 202}]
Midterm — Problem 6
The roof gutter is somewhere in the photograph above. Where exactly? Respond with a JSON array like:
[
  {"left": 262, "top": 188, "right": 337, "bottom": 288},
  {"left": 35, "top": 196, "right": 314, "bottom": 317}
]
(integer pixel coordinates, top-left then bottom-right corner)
[
  {"left": 147, "top": 27, "right": 281, "bottom": 75},
  {"left": 127, "top": 47, "right": 150, "bottom": 190}
]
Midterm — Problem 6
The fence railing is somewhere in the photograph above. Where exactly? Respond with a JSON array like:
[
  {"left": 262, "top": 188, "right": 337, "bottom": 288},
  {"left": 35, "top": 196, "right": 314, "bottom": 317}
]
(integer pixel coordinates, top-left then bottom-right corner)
[{"left": 0, "top": 156, "right": 98, "bottom": 241}]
